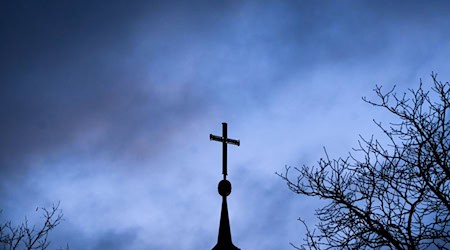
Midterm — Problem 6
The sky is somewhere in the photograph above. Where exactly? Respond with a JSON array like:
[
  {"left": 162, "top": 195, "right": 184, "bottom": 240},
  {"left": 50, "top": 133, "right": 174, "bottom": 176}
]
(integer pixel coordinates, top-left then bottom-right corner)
[{"left": 1, "top": 1, "right": 450, "bottom": 249}]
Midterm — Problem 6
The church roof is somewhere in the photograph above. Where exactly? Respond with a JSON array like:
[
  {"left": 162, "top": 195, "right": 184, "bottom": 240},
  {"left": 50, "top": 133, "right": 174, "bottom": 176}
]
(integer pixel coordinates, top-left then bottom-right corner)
[{"left": 212, "top": 196, "right": 240, "bottom": 250}]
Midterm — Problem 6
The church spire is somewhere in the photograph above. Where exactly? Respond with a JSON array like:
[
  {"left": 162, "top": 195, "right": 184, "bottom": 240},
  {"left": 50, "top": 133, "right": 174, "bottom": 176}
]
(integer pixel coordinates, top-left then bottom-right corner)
[{"left": 210, "top": 123, "right": 240, "bottom": 250}]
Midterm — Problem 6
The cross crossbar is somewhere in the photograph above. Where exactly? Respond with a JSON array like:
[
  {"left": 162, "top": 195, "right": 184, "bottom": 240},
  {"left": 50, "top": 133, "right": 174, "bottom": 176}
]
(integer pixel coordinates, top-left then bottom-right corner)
[
  {"left": 210, "top": 122, "right": 240, "bottom": 179},
  {"left": 210, "top": 135, "right": 240, "bottom": 146}
]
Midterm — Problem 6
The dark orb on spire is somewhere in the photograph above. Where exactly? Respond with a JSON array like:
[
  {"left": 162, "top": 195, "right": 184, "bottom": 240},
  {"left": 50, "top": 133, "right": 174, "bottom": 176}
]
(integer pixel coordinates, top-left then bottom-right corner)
[{"left": 218, "top": 179, "right": 232, "bottom": 196}]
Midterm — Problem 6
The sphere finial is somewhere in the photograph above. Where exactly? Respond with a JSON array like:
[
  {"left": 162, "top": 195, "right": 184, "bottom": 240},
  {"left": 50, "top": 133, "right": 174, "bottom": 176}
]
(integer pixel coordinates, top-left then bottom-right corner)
[{"left": 218, "top": 179, "right": 232, "bottom": 196}]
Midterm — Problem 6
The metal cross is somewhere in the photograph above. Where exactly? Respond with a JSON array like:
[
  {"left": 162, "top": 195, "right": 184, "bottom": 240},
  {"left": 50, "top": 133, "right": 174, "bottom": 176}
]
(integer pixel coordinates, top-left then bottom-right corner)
[{"left": 210, "top": 122, "right": 240, "bottom": 179}]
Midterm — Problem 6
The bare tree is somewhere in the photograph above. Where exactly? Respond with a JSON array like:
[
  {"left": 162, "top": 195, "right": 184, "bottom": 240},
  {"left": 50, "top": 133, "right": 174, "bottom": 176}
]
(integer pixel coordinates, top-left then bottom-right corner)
[
  {"left": 0, "top": 203, "right": 68, "bottom": 250},
  {"left": 278, "top": 73, "right": 450, "bottom": 249}
]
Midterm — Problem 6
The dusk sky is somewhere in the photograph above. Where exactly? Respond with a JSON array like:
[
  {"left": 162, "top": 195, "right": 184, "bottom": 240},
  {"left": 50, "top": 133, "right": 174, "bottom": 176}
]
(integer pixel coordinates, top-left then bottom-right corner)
[{"left": 1, "top": 1, "right": 450, "bottom": 249}]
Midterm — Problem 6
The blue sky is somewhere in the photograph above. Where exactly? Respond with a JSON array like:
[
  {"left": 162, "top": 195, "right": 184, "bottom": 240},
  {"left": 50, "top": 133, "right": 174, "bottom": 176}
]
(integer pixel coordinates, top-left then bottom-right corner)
[{"left": 1, "top": 1, "right": 450, "bottom": 249}]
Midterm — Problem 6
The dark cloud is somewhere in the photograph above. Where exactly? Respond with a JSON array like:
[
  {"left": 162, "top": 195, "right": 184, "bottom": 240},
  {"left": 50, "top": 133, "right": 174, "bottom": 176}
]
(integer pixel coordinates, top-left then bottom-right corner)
[
  {"left": 92, "top": 229, "right": 140, "bottom": 250},
  {"left": 1, "top": 1, "right": 450, "bottom": 249},
  {"left": 0, "top": 1, "right": 226, "bottom": 175}
]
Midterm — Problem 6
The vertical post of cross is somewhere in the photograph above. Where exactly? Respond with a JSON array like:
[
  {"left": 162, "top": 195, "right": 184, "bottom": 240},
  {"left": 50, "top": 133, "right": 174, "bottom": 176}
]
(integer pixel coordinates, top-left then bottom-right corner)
[{"left": 222, "top": 122, "right": 227, "bottom": 179}]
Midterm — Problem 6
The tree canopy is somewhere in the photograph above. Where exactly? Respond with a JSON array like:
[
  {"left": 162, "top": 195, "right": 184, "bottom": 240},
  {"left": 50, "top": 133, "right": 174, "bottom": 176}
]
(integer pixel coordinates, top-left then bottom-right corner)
[
  {"left": 0, "top": 203, "right": 67, "bottom": 250},
  {"left": 279, "top": 74, "right": 450, "bottom": 249}
]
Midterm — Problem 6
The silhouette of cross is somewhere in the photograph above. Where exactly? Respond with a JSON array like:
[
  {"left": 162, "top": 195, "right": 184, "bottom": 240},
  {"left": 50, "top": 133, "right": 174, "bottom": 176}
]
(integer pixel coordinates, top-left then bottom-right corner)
[{"left": 210, "top": 122, "right": 240, "bottom": 179}]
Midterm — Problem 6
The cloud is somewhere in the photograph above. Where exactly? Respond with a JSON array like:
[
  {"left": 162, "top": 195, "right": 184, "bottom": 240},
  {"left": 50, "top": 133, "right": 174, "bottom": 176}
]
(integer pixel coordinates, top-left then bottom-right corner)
[{"left": 1, "top": 1, "right": 450, "bottom": 249}]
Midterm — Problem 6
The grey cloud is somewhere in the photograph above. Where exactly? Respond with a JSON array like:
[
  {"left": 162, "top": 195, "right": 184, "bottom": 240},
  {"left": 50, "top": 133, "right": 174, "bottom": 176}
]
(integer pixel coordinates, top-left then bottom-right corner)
[
  {"left": 92, "top": 229, "right": 140, "bottom": 250},
  {"left": 0, "top": 1, "right": 225, "bottom": 175},
  {"left": 2, "top": 1, "right": 450, "bottom": 249}
]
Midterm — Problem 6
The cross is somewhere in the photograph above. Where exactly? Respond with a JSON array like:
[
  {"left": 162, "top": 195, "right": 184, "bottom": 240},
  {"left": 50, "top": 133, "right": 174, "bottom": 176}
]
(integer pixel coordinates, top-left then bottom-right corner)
[{"left": 210, "top": 122, "right": 240, "bottom": 179}]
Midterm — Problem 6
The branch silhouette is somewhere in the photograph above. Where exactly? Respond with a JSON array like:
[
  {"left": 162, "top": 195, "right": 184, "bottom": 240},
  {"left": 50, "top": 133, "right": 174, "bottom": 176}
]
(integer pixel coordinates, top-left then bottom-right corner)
[
  {"left": 0, "top": 202, "right": 68, "bottom": 250},
  {"left": 278, "top": 73, "right": 450, "bottom": 249}
]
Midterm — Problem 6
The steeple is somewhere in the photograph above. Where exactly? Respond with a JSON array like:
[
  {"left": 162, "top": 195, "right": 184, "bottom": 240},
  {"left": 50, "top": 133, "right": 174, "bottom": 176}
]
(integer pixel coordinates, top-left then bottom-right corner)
[{"left": 210, "top": 123, "right": 240, "bottom": 250}]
